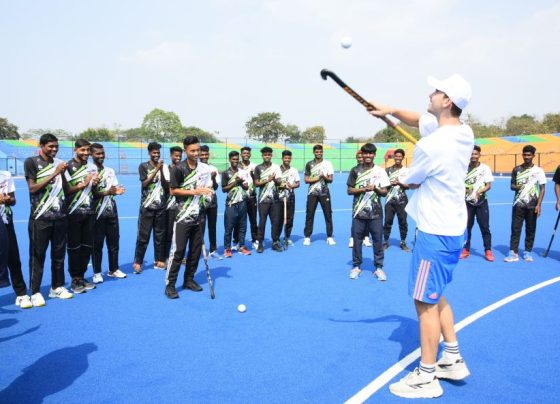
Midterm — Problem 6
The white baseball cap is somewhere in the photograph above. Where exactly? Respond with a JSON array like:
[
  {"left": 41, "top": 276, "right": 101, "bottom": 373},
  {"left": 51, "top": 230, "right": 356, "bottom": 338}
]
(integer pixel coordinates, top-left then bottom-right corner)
[{"left": 427, "top": 74, "right": 472, "bottom": 110}]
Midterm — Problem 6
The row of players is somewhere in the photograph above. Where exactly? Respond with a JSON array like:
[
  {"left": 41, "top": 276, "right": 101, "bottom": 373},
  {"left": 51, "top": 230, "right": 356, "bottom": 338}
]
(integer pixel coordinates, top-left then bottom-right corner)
[{"left": 0, "top": 134, "right": 555, "bottom": 306}]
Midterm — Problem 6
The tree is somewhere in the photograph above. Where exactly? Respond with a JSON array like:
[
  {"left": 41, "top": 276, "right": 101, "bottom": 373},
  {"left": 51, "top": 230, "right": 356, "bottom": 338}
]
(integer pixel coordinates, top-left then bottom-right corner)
[
  {"left": 542, "top": 113, "right": 560, "bottom": 133},
  {"left": 373, "top": 124, "right": 420, "bottom": 143},
  {"left": 22, "top": 128, "right": 74, "bottom": 140},
  {"left": 0, "top": 118, "right": 20, "bottom": 139},
  {"left": 301, "top": 126, "right": 326, "bottom": 143},
  {"left": 182, "top": 126, "right": 220, "bottom": 143},
  {"left": 344, "top": 136, "right": 366, "bottom": 143},
  {"left": 284, "top": 124, "right": 301, "bottom": 143},
  {"left": 79, "top": 128, "right": 115, "bottom": 141},
  {"left": 504, "top": 114, "right": 543, "bottom": 135},
  {"left": 464, "top": 114, "right": 504, "bottom": 138},
  {"left": 121, "top": 127, "right": 143, "bottom": 141},
  {"left": 141, "top": 108, "right": 183, "bottom": 142},
  {"left": 245, "top": 112, "right": 286, "bottom": 143}
]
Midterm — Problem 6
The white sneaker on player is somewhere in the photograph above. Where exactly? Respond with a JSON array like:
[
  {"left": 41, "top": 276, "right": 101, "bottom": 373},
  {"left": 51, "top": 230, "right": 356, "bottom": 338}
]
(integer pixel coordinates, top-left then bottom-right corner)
[
  {"left": 108, "top": 269, "right": 127, "bottom": 278},
  {"left": 252, "top": 241, "right": 259, "bottom": 250},
  {"left": 209, "top": 250, "right": 223, "bottom": 260},
  {"left": 373, "top": 268, "right": 387, "bottom": 281},
  {"left": 389, "top": 368, "right": 443, "bottom": 399},
  {"left": 15, "top": 295, "right": 33, "bottom": 309},
  {"left": 31, "top": 292, "right": 46, "bottom": 307},
  {"left": 349, "top": 267, "right": 361, "bottom": 279},
  {"left": 435, "top": 357, "right": 470, "bottom": 380},
  {"left": 326, "top": 237, "right": 336, "bottom": 246},
  {"left": 232, "top": 245, "right": 239, "bottom": 252},
  {"left": 363, "top": 236, "right": 372, "bottom": 247},
  {"left": 49, "top": 286, "right": 74, "bottom": 299},
  {"left": 92, "top": 273, "right": 104, "bottom": 284},
  {"left": 348, "top": 237, "right": 353, "bottom": 248},
  {"left": 303, "top": 237, "right": 311, "bottom": 246}
]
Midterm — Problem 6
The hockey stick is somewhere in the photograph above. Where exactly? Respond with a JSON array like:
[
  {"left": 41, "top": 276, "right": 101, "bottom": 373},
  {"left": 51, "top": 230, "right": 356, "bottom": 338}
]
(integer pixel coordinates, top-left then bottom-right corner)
[
  {"left": 283, "top": 196, "right": 288, "bottom": 250},
  {"left": 543, "top": 210, "right": 560, "bottom": 258},
  {"left": 320, "top": 69, "right": 417, "bottom": 144},
  {"left": 201, "top": 242, "right": 215, "bottom": 299}
]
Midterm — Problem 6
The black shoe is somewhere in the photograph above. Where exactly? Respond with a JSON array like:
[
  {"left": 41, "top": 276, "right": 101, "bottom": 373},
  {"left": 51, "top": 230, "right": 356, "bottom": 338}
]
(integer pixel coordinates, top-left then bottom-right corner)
[
  {"left": 271, "top": 242, "right": 283, "bottom": 252},
  {"left": 183, "top": 280, "right": 203, "bottom": 292},
  {"left": 400, "top": 241, "right": 410, "bottom": 252},
  {"left": 257, "top": 243, "right": 264, "bottom": 253},
  {"left": 71, "top": 279, "right": 86, "bottom": 294},
  {"left": 383, "top": 242, "right": 389, "bottom": 250},
  {"left": 165, "top": 285, "right": 179, "bottom": 299}
]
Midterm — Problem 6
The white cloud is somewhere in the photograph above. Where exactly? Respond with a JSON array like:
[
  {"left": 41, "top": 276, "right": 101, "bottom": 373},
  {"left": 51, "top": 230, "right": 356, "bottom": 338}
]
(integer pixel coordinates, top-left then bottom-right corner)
[{"left": 120, "top": 41, "right": 194, "bottom": 65}]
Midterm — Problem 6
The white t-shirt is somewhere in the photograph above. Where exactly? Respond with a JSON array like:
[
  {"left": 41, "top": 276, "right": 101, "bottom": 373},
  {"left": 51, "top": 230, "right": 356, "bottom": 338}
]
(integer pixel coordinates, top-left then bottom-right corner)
[
  {"left": 465, "top": 162, "right": 494, "bottom": 205},
  {"left": 404, "top": 114, "right": 475, "bottom": 236},
  {"left": 0, "top": 171, "right": 15, "bottom": 224}
]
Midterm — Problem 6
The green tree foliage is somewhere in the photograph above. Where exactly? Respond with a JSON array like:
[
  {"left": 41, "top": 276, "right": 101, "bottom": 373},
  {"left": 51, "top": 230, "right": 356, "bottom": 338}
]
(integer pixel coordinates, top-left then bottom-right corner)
[
  {"left": 464, "top": 114, "right": 504, "bottom": 138},
  {"left": 182, "top": 126, "right": 220, "bottom": 143},
  {"left": 301, "top": 126, "right": 326, "bottom": 143},
  {"left": 284, "top": 124, "right": 302, "bottom": 143},
  {"left": 0, "top": 117, "right": 20, "bottom": 139},
  {"left": 141, "top": 108, "right": 183, "bottom": 142},
  {"left": 22, "top": 128, "right": 73, "bottom": 140},
  {"left": 504, "top": 114, "right": 543, "bottom": 135},
  {"left": 373, "top": 124, "right": 420, "bottom": 143},
  {"left": 245, "top": 112, "right": 286, "bottom": 143},
  {"left": 542, "top": 113, "right": 560, "bottom": 133},
  {"left": 79, "top": 127, "right": 114, "bottom": 141}
]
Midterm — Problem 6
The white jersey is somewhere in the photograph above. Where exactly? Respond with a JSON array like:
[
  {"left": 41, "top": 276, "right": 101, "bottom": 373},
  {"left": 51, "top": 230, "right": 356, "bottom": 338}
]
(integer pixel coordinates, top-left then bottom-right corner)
[
  {"left": 405, "top": 113, "right": 474, "bottom": 236},
  {"left": 0, "top": 171, "right": 15, "bottom": 224}
]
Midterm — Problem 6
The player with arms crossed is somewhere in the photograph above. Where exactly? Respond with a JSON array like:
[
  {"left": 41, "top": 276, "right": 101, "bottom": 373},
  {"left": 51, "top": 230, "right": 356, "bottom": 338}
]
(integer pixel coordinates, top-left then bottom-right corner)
[
  {"left": 371, "top": 74, "right": 474, "bottom": 398},
  {"left": 504, "top": 145, "right": 546, "bottom": 263},
  {"left": 460, "top": 145, "right": 495, "bottom": 261},
  {"left": 347, "top": 143, "right": 390, "bottom": 281}
]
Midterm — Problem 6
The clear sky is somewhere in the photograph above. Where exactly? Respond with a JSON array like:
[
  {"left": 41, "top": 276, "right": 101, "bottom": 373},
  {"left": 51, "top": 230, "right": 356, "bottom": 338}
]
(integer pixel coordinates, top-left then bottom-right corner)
[{"left": 1, "top": 0, "right": 559, "bottom": 140}]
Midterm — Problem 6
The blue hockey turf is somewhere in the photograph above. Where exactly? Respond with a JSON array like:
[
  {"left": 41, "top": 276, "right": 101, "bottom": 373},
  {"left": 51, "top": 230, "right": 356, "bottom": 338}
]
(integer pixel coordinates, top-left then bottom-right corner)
[{"left": 0, "top": 174, "right": 559, "bottom": 403}]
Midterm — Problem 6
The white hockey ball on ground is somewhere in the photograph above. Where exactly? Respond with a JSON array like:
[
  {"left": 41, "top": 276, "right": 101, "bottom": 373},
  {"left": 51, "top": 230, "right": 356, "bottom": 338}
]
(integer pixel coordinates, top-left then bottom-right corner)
[{"left": 237, "top": 304, "right": 247, "bottom": 313}]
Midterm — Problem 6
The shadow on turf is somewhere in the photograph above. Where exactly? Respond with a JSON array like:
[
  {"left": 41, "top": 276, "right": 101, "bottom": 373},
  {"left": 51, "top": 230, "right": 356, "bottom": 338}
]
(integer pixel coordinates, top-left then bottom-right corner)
[
  {"left": 195, "top": 266, "right": 231, "bottom": 286},
  {"left": 329, "top": 314, "right": 419, "bottom": 360},
  {"left": 0, "top": 343, "right": 98, "bottom": 403}
]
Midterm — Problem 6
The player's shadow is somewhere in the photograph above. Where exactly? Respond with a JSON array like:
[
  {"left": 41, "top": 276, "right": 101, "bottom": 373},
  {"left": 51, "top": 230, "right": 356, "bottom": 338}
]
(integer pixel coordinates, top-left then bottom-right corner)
[
  {"left": 0, "top": 342, "right": 98, "bottom": 404},
  {"left": 195, "top": 266, "right": 232, "bottom": 287},
  {"left": 533, "top": 247, "right": 560, "bottom": 261},
  {"left": 493, "top": 244, "right": 511, "bottom": 257},
  {"left": 330, "top": 314, "right": 419, "bottom": 360}
]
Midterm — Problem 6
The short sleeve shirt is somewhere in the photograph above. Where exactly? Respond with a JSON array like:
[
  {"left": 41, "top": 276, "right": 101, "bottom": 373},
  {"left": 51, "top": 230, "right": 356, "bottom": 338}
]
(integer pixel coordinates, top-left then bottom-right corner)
[
  {"left": 171, "top": 161, "right": 212, "bottom": 224},
  {"left": 347, "top": 164, "right": 391, "bottom": 220},
  {"left": 465, "top": 162, "right": 494, "bottom": 206},
  {"left": 385, "top": 165, "right": 409, "bottom": 206},
  {"left": 553, "top": 165, "right": 560, "bottom": 185},
  {"left": 0, "top": 171, "right": 15, "bottom": 224},
  {"left": 139, "top": 161, "right": 166, "bottom": 210},
  {"left": 163, "top": 164, "right": 178, "bottom": 212},
  {"left": 305, "top": 159, "right": 334, "bottom": 197},
  {"left": 254, "top": 163, "right": 282, "bottom": 204},
  {"left": 65, "top": 160, "right": 97, "bottom": 216},
  {"left": 205, "top": 164, "right": 221, "bottom": 208},
  {"left": 94, "top": 166, "right": 119, "bottom": 219},
  {"left": 279, "top": 166, "right": 300, "bottom": 199},
  {"left": 222, "top": 168, "right": 248, "bottom": 206},
  {"left": 24, "top": 155, "right": 67, "bottom": 220},
  {"left": 511, "top": 164, "right": 547, "bottom": 209},
  {"left": 239, "top": 162, "right": 257, "bottom": 198}
]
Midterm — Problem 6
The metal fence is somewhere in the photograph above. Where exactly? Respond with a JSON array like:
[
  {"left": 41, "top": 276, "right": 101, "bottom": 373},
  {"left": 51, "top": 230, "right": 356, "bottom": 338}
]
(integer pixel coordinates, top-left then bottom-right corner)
[{"left": 2, "top": 142, "right": 558, "bottom": 176}]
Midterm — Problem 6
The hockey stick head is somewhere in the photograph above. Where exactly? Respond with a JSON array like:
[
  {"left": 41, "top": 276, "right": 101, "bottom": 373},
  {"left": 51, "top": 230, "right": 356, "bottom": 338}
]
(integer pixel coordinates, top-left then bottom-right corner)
[{"left": 320, "top": 69, "right": 331, "bottom": 80}]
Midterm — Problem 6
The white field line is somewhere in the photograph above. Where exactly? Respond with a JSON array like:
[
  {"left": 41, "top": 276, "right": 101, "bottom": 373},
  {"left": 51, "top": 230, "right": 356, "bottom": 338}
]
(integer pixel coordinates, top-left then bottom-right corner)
[{"left": 345, "top": 275, "right": 560, "bottom": 404}]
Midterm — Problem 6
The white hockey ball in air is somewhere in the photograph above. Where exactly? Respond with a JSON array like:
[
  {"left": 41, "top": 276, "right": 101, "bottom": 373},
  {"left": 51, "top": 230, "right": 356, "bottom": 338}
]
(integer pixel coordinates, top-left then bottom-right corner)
[{"left": 341, "top": 36, "right": 352, "bottom": 49}]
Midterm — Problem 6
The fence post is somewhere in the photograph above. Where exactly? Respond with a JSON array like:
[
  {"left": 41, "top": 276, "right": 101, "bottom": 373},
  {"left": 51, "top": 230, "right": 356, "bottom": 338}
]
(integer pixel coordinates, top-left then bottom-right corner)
[
  {"left": 493, "top": 154, "right": 496, "bottom": 173},
  {"left": 339, "top": 139, "right": 342, "bottom": 173}
]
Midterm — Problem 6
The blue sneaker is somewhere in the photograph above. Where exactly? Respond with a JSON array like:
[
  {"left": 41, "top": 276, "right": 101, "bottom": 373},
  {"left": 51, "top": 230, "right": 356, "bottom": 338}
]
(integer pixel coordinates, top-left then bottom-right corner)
[
  {"left": 504, "top": 250, "right": 519, "bottom": 263},
  {"left": 523, "top": 251, "right": 534, "bottom": 262}
]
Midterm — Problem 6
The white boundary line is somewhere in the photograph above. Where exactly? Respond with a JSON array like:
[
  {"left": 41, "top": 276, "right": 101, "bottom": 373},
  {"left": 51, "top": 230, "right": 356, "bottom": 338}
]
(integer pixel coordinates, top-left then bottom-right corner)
[{"left": 345, "top": 275, "right": 560, "bottom": 404}]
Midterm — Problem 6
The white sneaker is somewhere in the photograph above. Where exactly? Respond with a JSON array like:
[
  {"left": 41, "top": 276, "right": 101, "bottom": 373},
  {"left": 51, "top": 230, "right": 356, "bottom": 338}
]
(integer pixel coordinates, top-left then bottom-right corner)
[
  {"left": 284, "top": 238, "right": 294, "bottom": 246},
  {"left": 209, "top": 251, "right": 223, "bottom": 260},
  {"left": 15, "top": 295, "right": 33, "bottom": 309},
  {"left": 31, "top": 292, "right": 46, "bottom": 307},
  {"left": 92, "top": 273, "right": 104, "bottom": 284},
  {"left": 389, "top": 368, "right": 443, "bottom": 398},
  {"left": 326, "top": 237, "right": 336, "bottom": 246},
  {"left": 349, "top": 267, "right": 362, "bottom": 279},
  {"left": 373, "top": 268, "right": 387, "bottom": 281},
  {"left": 252, "top": 241, "right": 259, "bottom": 250},
  {"left": 303, "top": 237, "right": 311, "bottom": 246},
  {"left": 435, "top": 357, "right": 470, "bottom": 380},
  {"left": 348, "top": 237, "right": 353, "bottom": 248},
  {"left": 108, "top": 269, "right": 127, "bottom": 279},
  {"left": 232, "top": 245, "right": 239, "bottom": 252},
  {"left": 48, "top": 286, "right": 74, "bottom": 299},
  {"left": 363, "top": 236, "right": 372, "bottom": 247}
]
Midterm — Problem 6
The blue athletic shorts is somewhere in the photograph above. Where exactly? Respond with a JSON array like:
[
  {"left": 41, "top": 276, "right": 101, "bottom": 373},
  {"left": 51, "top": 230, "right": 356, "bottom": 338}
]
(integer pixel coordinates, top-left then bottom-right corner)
[{"left": 408, "top": 230, "right": 463, "bottom": 304}]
